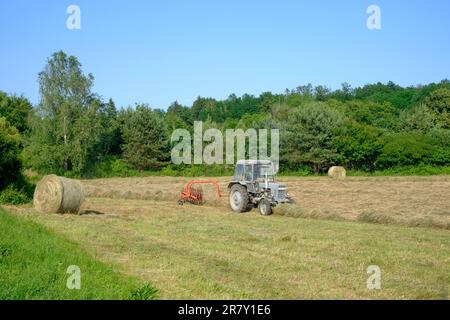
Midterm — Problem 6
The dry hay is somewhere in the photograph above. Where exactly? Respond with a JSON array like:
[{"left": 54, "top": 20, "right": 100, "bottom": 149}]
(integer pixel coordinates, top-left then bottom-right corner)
[
  {"left": 79, "top": 175, "right": 450, "bottom": 230},
  {"left": 82, "top": 177, "right": 228, "bottom": 207},
  {"left": 328, "top": 166, "right": 346, "bottom": 179},
  {"left": 274, "top": 203, "right": 305, "bottom": 218},
  {"left": 34, "top": 175, "right": 85, "bottom": 214},
  {"left": 275, "top": 203, "right": 344, "bottom": 221}
]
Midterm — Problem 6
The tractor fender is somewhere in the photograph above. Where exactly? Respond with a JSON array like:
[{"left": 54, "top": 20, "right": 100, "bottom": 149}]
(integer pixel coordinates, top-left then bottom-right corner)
[{"left": 227, "top": 182, "right": 246, "bottom": 191}]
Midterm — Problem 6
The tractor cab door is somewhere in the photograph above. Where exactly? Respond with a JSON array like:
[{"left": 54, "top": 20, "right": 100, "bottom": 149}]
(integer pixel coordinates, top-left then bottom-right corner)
[{"left": 233, "top": 164, "right": 244, "bottom": 181}]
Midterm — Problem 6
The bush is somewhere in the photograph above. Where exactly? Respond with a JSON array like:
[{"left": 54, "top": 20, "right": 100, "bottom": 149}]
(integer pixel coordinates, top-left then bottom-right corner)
[
  {"left": 0, "top": 185, "right": 31, "bottom": 205},
  {"left": 334, "top": 120, "right": 383, "bottom": 171},
  {"left": 279, "top": 165, "right": 312, "bottom": 176},
  {"left": 348, "top": 165, "right": 450, "bottom": 176},
  {"left": 0, "top": 117, "right": 22, "bottom": 190},
  {"left": 376, "top": 133, "right": 439, "bottom": 168},
  {"left": 91, "top": 157, "right": 139, "bottom": 178}
]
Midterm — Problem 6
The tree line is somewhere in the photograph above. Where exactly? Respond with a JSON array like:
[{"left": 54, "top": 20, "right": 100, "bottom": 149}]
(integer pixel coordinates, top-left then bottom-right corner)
[{"left": 1, "top": 51, "right": 450, "bottom": 194}]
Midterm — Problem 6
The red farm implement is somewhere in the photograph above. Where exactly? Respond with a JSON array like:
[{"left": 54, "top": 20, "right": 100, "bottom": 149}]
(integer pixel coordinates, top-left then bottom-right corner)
[{"left": 178, "top": 180, "right": 224, "bottom": 205}]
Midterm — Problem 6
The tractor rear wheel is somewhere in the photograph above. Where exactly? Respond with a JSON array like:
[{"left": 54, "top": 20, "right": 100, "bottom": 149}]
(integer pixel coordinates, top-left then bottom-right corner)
[
  {"left": 258, "top": 199, "right": 272, "bottom": 216},
  {"left": 229, "top": 184, "right": 249, "bottom": 213}
]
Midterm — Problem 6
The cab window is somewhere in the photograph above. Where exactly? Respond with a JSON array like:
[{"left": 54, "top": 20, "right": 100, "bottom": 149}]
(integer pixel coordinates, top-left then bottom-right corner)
[
  {"left": 244, "top": 164, "right": 253, "bottom": 181},
  {"left": 233, "top": 164, "right": 244, "bottom": 181}
]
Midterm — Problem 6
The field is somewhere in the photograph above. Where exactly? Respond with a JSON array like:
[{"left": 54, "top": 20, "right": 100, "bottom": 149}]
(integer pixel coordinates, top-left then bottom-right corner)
[
  {"left": 0, "top": 208, "right": 157, "bottom": 300},
  {"left": 3, "top": 175, "right": 450, "bottom": 299}
]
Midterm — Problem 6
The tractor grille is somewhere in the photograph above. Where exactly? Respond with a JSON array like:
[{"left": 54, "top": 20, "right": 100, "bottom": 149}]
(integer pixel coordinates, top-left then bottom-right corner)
[{"left": 278, "top": 189, "right": 286, "bottom": 200}]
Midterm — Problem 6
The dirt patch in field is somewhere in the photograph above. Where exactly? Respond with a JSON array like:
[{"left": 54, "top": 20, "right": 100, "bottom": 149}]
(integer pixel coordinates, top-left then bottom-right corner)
[{"left": 80, "top": 175, "right": 450, "bottom": 230}]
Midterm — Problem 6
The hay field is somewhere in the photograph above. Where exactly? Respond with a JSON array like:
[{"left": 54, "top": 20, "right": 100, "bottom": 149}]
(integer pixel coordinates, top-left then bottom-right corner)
[
  {"left": 5, "top": 175, "right": 450, "bottom": 299},
  {"left": 81, "top": 175, "right": 450, "bottom": 229}
]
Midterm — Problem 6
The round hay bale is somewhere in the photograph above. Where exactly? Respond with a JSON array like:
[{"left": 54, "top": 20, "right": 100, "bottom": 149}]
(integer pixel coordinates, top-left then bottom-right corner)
[
  {"left": 328, "top": 166, "right": 346, "bottom": 179},
  {"left": 34, "top": 175, "right": 85, "bottom": 214}
]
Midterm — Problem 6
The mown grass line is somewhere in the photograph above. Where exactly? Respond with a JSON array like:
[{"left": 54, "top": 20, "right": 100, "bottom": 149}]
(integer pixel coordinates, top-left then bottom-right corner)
[{"left": 0, "top": 208, "right": 157, "bottom": 300}]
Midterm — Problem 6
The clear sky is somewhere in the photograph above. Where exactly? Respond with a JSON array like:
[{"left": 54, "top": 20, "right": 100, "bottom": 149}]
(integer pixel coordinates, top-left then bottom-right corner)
[{"left": 1, "top": 0, "right": 449, "bottom": 109}]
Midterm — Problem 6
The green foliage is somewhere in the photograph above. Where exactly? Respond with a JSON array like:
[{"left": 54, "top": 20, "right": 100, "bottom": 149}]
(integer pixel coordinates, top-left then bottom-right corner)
[
  {"left": 338, "top": 100, "right": 399, "bottom": 129},
  {"left": 23, "top": 51, "right": 103, "bottom": 175},
  {"left": 353, "top": 81, "right": 416, "bottom": 109},
  {"left": 0, "top": 118, "right": 22, "bottom": 190},
  {"left": 96, "top": 99, "right": 123, "bottom": 157},
  {"left": 0, "top": 185, "right": 30, "bottom": 205},
  {"left": 376, "top": 133, "right": 443, "bottom": 168},
  {"left": 398, "top": 104, "right": 437, "bottom": 133},
  {"left": 90, "top": 157, "right": 139, "bottom": 178},
  {"left": 0, "top": 92, "right": 32, "bottom": 133},
  {"left": 4, "top": 50, "right": 450, "bottom": 177},
  {"left": 130, "top": 284, "right": 158, "bottom": 300},
  {"left": 334, "top": 120, "right": 383, "bottom": 171},
  {"left": 278, "top": 165, "right": 312, "bottom": 176},
  {"left": 423, "top": 88, "right": 450, "bottom": 128},
  {"left": 121, "top": 105, "right": 168, "bottom": 171},
  {"left": 282, "top": 103, "right": 343, "bottom": 172},
  {"left": 348, "top": 165, "right": 450, "bottom": 176},
  {"left": 160, "top": 164, "right": 233, "bottom": 177}
]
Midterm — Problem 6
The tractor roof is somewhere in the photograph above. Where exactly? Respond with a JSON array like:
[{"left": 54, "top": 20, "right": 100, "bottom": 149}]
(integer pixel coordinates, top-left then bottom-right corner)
[{"left": 236, "top": 159, "right": 273, "bottom": 165}]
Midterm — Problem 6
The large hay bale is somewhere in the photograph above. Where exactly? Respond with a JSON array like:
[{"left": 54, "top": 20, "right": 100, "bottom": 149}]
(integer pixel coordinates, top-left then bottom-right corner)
[
  {"left": 34, "top": 175, "right": 85, "bottom": 214},
  {"left": 328, "top": 166, "right": 346, "bottom": 179}
]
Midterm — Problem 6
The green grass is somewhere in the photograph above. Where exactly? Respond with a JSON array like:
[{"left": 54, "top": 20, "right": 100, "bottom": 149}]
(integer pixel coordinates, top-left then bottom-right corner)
[
  {"left": 0, "top": 208, "right": 157, "bottom": 300},
  {"left": 27, "top": 158, "right": 450, "bottom": 180},
  {"left": 12, "top": 198, "right": 450, "bottom": 299},
  {"left": 347, "top": 165, "right": 450, "bottom": 177}
]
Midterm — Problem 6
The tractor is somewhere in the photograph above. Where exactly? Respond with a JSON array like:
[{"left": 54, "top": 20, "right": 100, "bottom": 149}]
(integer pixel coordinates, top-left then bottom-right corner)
[{"left": 228, "top": 160, "right": 293, "bottom": 216}]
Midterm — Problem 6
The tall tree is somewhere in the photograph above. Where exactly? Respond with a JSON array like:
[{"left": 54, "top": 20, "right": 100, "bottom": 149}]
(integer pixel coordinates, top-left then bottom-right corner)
[
  {"left": 97, "top": 98, "right": 122, "bottom": 156},
  {"left": 282, "top": 102, "right": 343, "bottom": 172},
  {"left": 24, "top": 51, "right": 103, "bottom": 174},
  {"left": 121, "top": 104, "right": 168, "bottom": 171}
]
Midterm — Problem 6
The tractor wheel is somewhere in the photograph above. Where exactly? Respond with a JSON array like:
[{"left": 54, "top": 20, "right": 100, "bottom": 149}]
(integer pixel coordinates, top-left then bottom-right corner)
[
  {"left": 258, "top": 199, "right": 272, "bottom": 216},
  {"left": 229, "top": 184, "right": 249, "bottom": 213}
]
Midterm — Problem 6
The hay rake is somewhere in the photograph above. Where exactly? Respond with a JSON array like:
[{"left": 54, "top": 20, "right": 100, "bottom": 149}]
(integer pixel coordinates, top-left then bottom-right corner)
[{"left": 178, "top": 180, "right": 224, "bottom": 205}]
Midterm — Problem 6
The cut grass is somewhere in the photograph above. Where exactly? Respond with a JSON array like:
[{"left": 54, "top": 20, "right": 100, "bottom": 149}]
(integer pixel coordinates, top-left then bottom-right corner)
[
  {"left": 80, "top": 175, "right": 450, "bottom": 230},
  {"left": 0, "top": 208, "right": 157, "bottom": 300},
  {"left": 9, "top": 197, "right": 450, "bottom": 300}
]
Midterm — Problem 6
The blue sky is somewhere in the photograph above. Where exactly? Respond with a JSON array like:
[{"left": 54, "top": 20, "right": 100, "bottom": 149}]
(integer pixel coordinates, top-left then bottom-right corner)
[{"left": 1, "top": 0, "right": 449, "bottom": 109}]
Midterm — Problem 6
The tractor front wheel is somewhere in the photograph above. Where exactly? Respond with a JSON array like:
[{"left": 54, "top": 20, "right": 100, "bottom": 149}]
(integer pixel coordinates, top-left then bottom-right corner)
[
  {"left": 258, "top": 199, "right": 272, "bottom": 216},
  {"left": 229, "top": 184, "right": 249, "bottom": 213}
]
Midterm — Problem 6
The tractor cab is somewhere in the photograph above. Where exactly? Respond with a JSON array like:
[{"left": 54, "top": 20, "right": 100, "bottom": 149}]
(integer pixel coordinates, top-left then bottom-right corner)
[
  {"left": 228, "top": 160, "right": 293, "bottom": 215},
  {"left": 232, "top": 160, "right": 275, "bottom": 184}
]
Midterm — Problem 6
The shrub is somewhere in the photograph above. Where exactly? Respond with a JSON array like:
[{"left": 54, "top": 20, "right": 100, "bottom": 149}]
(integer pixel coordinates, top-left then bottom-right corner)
[
  {"left": 0, "top": 185, "right": 31, "bottom": 205},
  {"left": 0, "top": 117, "right": 22, "bottom": 190},
  {"left": 376, "top": 133, "right": 439, "bottom": 168},
  {"left": 91, "top": 157, "right": 139, "bottom": 178}
]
